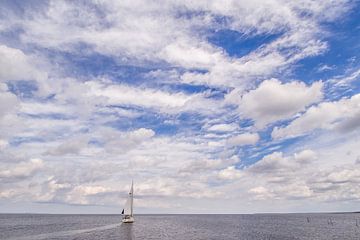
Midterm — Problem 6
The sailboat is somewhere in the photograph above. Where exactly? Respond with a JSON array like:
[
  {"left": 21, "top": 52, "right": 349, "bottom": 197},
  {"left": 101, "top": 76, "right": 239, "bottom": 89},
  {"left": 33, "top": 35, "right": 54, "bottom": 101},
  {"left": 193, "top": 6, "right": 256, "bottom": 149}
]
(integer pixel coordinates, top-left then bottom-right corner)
[{"left": 121, "top": 181, "right": 134, "bottom": 223}]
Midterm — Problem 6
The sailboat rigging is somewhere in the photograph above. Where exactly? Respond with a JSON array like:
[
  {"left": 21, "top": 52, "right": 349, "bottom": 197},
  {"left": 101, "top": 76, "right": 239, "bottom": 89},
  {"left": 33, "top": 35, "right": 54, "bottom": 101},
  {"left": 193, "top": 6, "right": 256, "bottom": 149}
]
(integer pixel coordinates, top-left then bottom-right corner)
[{"left": 122, "top": 181, "right": 134, "bottom": 223}]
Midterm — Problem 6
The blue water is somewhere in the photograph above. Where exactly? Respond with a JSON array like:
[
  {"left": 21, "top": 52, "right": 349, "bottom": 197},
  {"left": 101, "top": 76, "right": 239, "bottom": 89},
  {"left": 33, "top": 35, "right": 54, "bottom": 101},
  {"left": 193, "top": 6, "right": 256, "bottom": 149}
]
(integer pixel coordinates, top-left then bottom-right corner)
[{"left": 1, "top": 213, "right": 360, "bottom": 239}]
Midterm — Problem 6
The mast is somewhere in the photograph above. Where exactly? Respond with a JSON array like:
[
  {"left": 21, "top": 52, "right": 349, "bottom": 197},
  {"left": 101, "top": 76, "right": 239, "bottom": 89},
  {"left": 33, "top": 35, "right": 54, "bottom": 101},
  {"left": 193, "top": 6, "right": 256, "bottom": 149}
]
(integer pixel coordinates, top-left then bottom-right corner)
[{"left": 130, "top": 180, "right": 134, "bottom": 216}]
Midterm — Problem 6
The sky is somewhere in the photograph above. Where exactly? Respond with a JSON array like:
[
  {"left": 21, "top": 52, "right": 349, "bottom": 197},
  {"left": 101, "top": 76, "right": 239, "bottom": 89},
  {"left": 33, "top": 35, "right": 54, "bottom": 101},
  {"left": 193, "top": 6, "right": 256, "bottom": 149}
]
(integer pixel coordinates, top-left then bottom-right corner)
[{"left": 0, "top": 0, "right": 360, "bottom": 214}]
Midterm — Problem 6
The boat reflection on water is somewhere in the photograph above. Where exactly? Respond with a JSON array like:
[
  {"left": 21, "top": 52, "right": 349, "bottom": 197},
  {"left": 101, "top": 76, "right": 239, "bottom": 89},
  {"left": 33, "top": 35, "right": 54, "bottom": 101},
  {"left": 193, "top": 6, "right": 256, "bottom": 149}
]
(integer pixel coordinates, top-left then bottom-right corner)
[{"left": 120, "top": 222, "right": 135, "bottom": 240}]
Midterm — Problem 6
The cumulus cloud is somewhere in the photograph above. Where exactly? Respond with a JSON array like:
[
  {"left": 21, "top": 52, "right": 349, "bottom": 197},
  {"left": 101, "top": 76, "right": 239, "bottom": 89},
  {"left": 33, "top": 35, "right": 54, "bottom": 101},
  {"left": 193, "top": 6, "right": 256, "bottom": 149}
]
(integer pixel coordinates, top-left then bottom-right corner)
[
  {"left": 248, "top": 150, "right": 316, "bottom": 175},
  {"left": 240, "top": 152, "right": 314, "bottom": 199},
  {"left": 0, "top": 45, "right": 46, "bottom": 82},
  {"left": 272, "top": 93, "right": 360, "bottom": 139},
  {"left": 234, "top": 79, "right": 323, "bottom": 127},
  {"left": 234, "top": 144, "right": 360, "bottom": 202}
]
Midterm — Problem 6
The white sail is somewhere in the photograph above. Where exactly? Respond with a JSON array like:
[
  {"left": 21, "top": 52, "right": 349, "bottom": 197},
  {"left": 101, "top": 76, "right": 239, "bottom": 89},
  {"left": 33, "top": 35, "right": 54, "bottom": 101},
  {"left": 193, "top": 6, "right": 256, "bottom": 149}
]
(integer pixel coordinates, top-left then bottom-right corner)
[
  {"left": 122, "top": 181, "right": 134, "bottom": 223},
  {"left": 130, "top": 181, "right": 133, "bottom": 216},
  {"left": 123, "top": 195, "right": 132, "bottom": 216}
]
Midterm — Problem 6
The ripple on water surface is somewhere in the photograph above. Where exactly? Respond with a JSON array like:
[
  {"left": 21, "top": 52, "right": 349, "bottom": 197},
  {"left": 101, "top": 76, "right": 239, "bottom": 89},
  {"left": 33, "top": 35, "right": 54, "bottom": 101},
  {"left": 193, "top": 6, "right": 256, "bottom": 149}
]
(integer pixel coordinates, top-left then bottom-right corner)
[{"left": 1, "top": 213, "right": 360, "bottom": 240}]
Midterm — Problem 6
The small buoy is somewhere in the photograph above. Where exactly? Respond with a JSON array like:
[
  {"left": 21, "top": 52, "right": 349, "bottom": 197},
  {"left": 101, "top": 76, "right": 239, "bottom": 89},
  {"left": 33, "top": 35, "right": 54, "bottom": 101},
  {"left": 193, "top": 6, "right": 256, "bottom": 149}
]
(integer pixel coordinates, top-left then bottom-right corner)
[{"left": 327, "top": 218, "right": 334, "bottom": 226}]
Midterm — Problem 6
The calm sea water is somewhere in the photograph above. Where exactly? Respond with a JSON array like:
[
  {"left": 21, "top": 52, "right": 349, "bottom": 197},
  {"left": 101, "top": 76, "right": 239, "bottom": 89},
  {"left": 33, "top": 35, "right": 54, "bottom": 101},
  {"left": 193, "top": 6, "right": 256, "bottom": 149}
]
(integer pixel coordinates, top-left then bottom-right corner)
[{"left": 1, "top": 213, "right": 360, "bottom": 240}]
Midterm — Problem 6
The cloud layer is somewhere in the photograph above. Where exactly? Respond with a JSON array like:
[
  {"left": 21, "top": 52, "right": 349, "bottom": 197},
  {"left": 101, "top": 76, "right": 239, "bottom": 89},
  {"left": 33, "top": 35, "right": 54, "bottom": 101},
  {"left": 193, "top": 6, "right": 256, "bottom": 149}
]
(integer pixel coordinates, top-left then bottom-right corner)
[{"left": 0, "top": 0, "right": 359, "bottom": 213}]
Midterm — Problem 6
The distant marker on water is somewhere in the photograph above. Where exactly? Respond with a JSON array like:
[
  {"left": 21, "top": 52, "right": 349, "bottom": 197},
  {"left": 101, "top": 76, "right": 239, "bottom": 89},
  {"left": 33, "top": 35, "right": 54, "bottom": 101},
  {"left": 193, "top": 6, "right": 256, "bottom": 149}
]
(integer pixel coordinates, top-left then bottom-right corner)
[{"left": 328, "top": 218, "right": 334, "bottom": 226}]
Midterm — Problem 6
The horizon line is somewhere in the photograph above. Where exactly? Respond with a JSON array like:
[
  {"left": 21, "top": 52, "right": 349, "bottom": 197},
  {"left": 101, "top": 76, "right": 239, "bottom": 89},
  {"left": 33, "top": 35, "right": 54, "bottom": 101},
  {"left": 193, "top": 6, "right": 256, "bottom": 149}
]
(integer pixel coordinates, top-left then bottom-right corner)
[{"left": 1, "top": 211, "right": 359, "bottom": 215}]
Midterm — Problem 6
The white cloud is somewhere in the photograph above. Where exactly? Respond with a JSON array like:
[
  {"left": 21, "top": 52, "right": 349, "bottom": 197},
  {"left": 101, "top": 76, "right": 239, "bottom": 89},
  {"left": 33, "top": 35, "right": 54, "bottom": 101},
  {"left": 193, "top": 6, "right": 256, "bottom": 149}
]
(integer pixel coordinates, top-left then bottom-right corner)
[
  {"left": 136, "top": 177, "right": 221, "bottom": 199},
  {"left": 248, "top": 186, "right": 274, "bottom": 200},
  {"left": 2, "top": 118, "right": 360, "bottom": 212},
  {"left": 87, "top": 81, "right": 192, "bottom": 109},
  {"left": 218, "top": 166, "right": 242, "bottom": 180},
  {"left": 20, "top": 101, "right": 72, "bottom": 116},
  {"left": 129, "top": 128, "right": 155, "bottom": 140},
  {"left": 227, "top": 139, "right": 360, "bottom": 203},
  {"left": 272, "top": 93, "right": 360, "bottom": 139},
  {"left": 159, "top": 39, "right": 225, "bottom": 69},
  {"left": 85, "top": 80, "right": 222, "bottom": 115},
  {"left": 0, "top": 0, "right": 358, "bottom": 213},
  {"left": 43, "top": 127, "right": 156, "bottom": 157},
  {"left": 0, "top": 83, "right": 24, "bottom": 142},
  {"left": 207, "top": 123, "right": 238, "bottom": 132},
  {"left": 97, "top": 127, "right": 156, "bottom": 154},
  {"left": 331, "top": 68, "right": 360, "bottom": 86},
  {"left": 248, "top": 150, "right": 316, "bottom": 174},
  {"left": 233, "top": 79, "right": 323, "bottom": 127},
  {"left": 0, "top": 139, "right": 8, "bottom": 150},
  {"left": 65, "top": 185, "right": 111, "bottom": 205},
  {"left": 226, "top": 133, "right": 259, "bottom": 146},
  {"left": 0, "top": 158, "right": 44, "bottom": 179},
  {"left": 47, "top": 136, "right": 90, "bottom": 156},
  {"left": 317, "top": 64, "right": 334, "bottom": 72},
  {"left": 0, "top": 45, "right": 46, "bottom": 82},
  {"left": 0, "top": 83, "right": 19, "bottom": 117},
  {"left": 1, "top": 0, "right": 348, "bottom": 90},
  {"left": 19, "top": 117, "right": 83, "bottom": 140},
  {"left": 179, "top": 156, "right": 239, "bottom": 175}
]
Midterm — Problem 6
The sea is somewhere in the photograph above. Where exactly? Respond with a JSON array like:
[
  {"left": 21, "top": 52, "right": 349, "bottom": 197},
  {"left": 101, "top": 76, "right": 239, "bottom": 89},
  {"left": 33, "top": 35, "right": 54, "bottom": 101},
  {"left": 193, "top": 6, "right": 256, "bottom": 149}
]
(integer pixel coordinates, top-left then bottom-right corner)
[{"left": 1, "top": 213, "right": 360, "bottom": 240}]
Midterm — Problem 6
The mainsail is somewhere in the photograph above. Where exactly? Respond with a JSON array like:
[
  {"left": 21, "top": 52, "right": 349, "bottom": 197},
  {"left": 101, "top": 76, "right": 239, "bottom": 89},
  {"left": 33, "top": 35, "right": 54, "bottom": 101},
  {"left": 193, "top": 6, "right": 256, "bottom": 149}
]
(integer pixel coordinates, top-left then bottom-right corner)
[{"left": 122, "top": 181, "right": 134, "bottom": 221}]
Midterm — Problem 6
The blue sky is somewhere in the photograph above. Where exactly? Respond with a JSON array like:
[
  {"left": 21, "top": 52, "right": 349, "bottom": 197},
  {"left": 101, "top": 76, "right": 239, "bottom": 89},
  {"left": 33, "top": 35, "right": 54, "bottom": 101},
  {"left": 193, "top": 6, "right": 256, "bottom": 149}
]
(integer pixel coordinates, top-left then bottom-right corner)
[{"left": 0, "top": 0, "right": 360, "bottom": 214}]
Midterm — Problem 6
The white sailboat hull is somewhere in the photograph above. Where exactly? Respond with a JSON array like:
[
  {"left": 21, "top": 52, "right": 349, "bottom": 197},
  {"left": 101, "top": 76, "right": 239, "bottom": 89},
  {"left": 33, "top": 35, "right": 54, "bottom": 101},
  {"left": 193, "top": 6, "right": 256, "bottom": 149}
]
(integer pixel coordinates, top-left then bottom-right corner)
[{"left": 122, "top": 216, "right": 134, "bottom": 223}]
